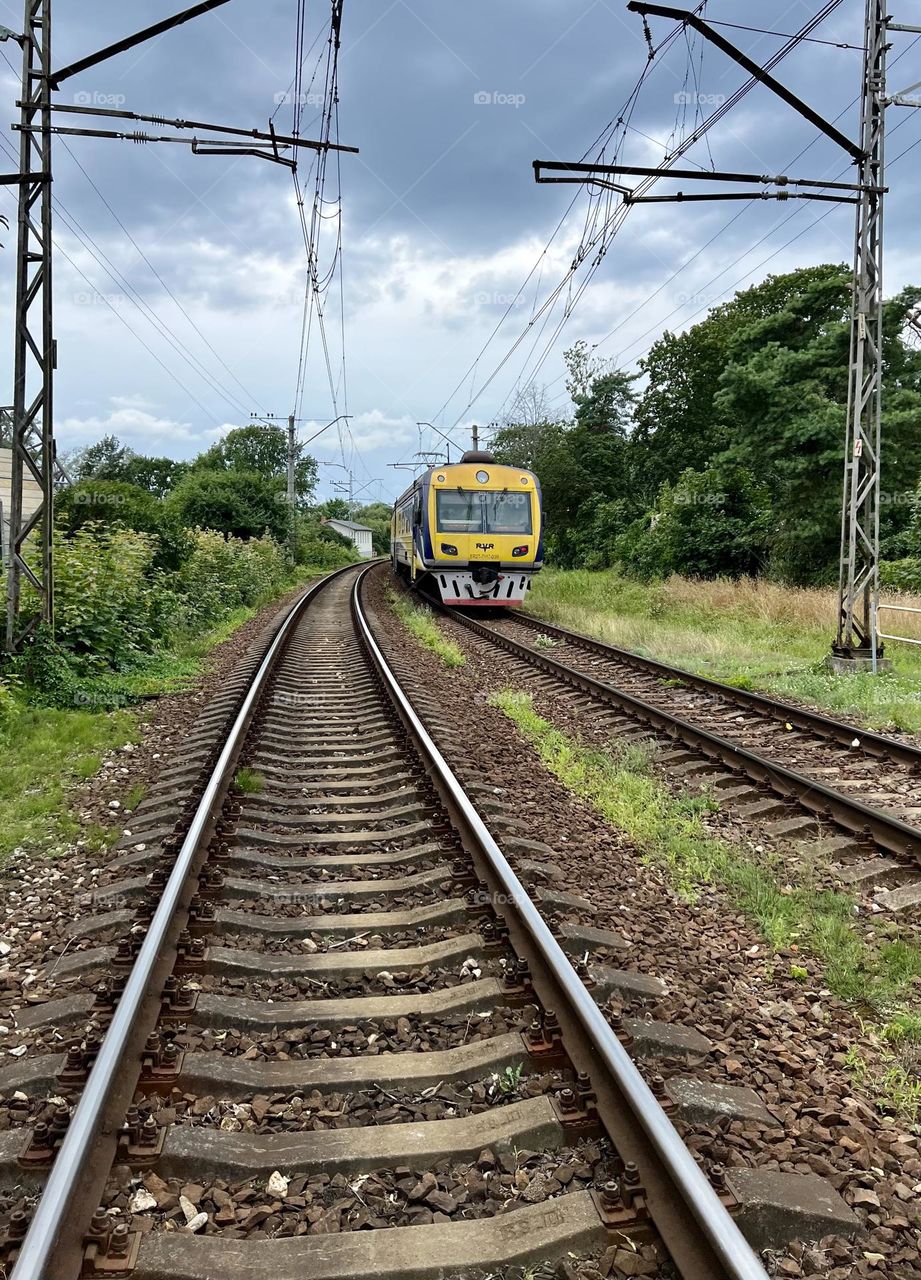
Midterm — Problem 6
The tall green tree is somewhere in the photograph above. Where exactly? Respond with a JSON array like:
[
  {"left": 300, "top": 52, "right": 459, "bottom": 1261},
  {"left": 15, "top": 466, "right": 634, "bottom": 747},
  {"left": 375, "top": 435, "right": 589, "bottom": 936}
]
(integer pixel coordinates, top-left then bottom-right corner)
[
  {"left": 492, "top": 367, "right": 636, "bottom": 565},
  {"left": 717, "top": 281, "right": 921, "bottom": 583},
  {"left": 497, "top": 266, "right": 921, "bottom": 583},
  {"left": 70, "top": 434, "right": 134, "bottom": 482},
  {"left": 67, "top": 435, "right": 189, "bottom": 498},
  {"left": 632, "top": 264, "right": 851, "bottom": 504},
  {"left": 317, "top": 498, "right": 351, "bottom": 521},
  {"left": 167, "top": 469, "right": 289, "bottom": 542},
  {"left": 194, "top": 425, "right": 318, "bottom": 504},
  {"left": 122, "top": 455, "right": 190, "bottom": 497}
]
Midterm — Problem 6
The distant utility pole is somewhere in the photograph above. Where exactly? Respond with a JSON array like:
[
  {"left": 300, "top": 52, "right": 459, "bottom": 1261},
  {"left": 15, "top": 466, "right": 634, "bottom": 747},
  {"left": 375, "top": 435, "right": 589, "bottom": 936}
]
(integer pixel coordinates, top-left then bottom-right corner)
[
  {"left": 286, "top": 413, "right": 297, "bottom": 563},
  {"left": 2, "top": 0, "right": 358, "bottom": 651},
  {"left": 534, "top": 0, "right": 921, "bottom": 673},
  {"left": 332, "top": 474, "right": 379, "bottom": 515},
  {"left": 471, "top": 424, "right": 479, "bottom": 451},
  {"left": 254, "top": 412, "right": 354, "bottom": 563},
  {"left": 321, "top": 459, "right": 354, "bottom": 511}
]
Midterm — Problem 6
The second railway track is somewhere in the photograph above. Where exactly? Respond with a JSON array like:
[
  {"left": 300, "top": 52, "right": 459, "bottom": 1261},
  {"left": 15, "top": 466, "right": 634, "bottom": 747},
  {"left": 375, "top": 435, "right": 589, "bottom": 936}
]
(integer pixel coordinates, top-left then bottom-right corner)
[
  {"left": 437, "top": 603, "right": 921, "bottom": 915},
  {"left": 0, "top": 561, "right": 823, "bottom": 1280}
]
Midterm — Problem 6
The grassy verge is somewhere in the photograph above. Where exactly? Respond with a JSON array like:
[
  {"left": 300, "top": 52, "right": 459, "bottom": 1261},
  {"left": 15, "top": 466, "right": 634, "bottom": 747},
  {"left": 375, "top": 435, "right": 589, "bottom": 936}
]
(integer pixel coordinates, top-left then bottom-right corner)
[
  {"left": 0, "top": 569, "right": 327, "bottom": 865},
  {"left": 0, "top": 703, "right": 138, "bottom": 862},
  {"left": 389, "top": 591, "right": 466, "bottom": 667},
  {"left": 525, "top": 569, "right": 921, "bottom": 733},
  {"left": 492, "top": 688, "right": 921, "bottom": 1119},
  {"left": 97, "top": 605, "right": 282, "bottom": 700}
]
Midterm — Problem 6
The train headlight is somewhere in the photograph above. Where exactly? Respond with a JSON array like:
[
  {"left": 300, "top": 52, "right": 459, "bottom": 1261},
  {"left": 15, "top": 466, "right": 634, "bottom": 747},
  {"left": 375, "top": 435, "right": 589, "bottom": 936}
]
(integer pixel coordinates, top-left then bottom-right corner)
[
  {"left": 476, "top": 470, "right": 489, "bottom": 484},
  {"left": 513, "top": 545, "right": 529, "bottom": 557},
  {"left": 441, "top": 543, "right": 459, "bottom": 555}
]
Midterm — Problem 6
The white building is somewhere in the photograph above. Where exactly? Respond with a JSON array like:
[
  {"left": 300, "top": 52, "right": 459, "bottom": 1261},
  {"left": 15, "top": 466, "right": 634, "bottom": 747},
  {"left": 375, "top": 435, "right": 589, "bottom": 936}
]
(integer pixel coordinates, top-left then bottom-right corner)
[
  {"left": 325, "top": 517, "right": 374, "bottom": 559},
  {"left": 0, "top": 447, "right": 44, "bottom": 566}
]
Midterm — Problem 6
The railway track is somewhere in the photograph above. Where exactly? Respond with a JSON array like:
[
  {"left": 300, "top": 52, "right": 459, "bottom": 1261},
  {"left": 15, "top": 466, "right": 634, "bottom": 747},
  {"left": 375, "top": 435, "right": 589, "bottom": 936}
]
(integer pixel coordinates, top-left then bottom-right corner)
[
  {"left": 0, "top": 562, "right": 796, "bottom": 1280},
  {"left": 439, "top": 605, "right": 921, "bottom": 915}
]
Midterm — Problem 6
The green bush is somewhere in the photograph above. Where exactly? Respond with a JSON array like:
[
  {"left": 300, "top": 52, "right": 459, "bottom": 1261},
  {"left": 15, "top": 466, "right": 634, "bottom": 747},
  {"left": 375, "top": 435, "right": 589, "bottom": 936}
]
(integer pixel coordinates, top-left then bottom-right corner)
[
  {"left": 15, "top": 526, "right": 296, "bottom": 705},
  {"left": 57, "top": 480, "right": 192, "bottom": 571},
  {"left": 881, "top": 558, "right": 921, "bottom": 592},
  {"left": 167, "top": 469, "right": 289, "bottom": 542},
  {"left": 612, "top": 516, "right": 670, "bottom": 581},
  {"left": 11, "top": 507, "right": 332, "bottom": 707},
  {"left": 611, "top": 464, "right": 771, "bottom": 582},
  {"left": 10, "top": 631, "right": 84, "bottom": 707},
  {"left": 38, "top": 524, "right": 173, "bottom": 670},
  {"left": 173, "top": 530, "right": 290, "bottom": 630},
  {"left": 566, "top": 498, "right": 637, "bottom": 571},
  {"left": 296, "top": 519, "right": 358, "bottom": 569}
]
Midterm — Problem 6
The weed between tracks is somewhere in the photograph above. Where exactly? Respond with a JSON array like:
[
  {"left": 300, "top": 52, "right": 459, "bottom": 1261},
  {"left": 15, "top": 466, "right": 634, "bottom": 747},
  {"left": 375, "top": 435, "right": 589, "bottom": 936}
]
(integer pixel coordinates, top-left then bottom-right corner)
[
  {"left": 234, "top": 768, "right": 264, "bottom": 795},
  {"left": 124, "top": 782, "right": 147, "bottom": 811},
  {"left": 492, "top": 688, "right": 921, "bottom": 1122},
  {"left": 389, "top": 591, "right": 466, "bottom": 667}
]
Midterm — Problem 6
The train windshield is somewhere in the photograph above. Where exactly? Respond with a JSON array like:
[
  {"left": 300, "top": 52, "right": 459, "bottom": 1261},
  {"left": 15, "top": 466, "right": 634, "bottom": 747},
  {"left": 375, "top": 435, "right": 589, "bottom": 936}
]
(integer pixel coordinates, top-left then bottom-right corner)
[{"left": 436, "top": 490, "right": 533, "bottom": 535}]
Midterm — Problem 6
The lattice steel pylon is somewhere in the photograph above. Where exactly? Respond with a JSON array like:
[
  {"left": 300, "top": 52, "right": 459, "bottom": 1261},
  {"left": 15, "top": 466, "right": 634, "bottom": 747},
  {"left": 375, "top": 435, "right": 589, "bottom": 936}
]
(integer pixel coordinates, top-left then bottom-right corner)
[
  {"left": 834, "top": 0, "right": 889, "bottom": 667},
  {"left": 5, "top": 0, "right": 53, "bottom": 650}
]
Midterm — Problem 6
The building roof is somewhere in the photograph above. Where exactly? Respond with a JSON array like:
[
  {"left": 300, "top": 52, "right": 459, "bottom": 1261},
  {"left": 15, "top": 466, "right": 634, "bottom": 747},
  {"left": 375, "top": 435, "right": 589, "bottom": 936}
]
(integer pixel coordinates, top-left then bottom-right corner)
[{"left": 327, "top": 517, "right": 373, "bottom": 533}]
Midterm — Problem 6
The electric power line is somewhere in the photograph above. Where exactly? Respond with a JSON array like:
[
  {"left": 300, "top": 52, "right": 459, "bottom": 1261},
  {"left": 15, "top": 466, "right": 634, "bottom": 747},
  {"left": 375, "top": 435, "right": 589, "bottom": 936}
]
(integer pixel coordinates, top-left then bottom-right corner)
[
  {"left": 59, "top": 139, "right": 262, "bottom": 411},
  {"left": 436, "top": 1, "right": 849, "bottom": 434},
  {"left": 0, "top": 134, "right": 250, "bottom": 425}
]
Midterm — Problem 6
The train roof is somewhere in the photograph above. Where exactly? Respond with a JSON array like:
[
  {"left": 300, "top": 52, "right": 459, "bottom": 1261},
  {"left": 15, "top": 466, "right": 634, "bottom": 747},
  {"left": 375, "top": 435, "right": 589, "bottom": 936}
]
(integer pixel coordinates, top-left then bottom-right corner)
[{"left": 394, "top": 455, "right": 538, "bottom": 507}]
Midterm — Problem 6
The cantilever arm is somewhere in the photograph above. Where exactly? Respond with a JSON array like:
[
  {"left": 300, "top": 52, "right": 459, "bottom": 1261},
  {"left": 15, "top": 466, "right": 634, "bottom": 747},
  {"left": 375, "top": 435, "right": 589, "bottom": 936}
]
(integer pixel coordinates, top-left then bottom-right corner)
[
  {"left": 627, "top": 1, "right": 865, "bottom": 162},
  {"left": 50, "top": 0, "right": 232, "bottom": 89}
]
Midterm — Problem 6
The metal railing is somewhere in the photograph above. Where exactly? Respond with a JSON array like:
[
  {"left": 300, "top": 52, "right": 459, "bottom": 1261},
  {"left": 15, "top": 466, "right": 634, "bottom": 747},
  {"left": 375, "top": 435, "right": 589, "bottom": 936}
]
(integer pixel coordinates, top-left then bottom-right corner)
[{"left": 878, "top": 602, "right": 921, "bottom": 647}]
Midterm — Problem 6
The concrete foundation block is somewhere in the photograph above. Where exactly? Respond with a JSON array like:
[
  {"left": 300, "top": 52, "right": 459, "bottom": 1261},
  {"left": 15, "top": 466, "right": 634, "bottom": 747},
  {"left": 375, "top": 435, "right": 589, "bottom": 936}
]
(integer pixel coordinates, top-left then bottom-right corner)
[
  {"left": 665, "top": 1077, "right": 779, "bottom": 1127},
  {"left": 727, "top": 1167, "right": 859, "bottom": 1250}
]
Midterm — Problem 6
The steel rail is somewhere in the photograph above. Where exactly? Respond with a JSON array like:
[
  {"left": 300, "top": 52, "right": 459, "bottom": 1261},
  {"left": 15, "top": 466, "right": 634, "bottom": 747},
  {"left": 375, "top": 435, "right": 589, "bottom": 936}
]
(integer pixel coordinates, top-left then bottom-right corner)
[
  {"left": 508, "top": 611, "right": 921, "bottom": 769},
  {"left": 443, "top": 608, "right": 921, "bottom": 864},
  {"left": 11, "top": 562, "right": 362, "bottom": 1280},
  {"left": 353, "top": 567, "right": 770, "bottom": 1280}
]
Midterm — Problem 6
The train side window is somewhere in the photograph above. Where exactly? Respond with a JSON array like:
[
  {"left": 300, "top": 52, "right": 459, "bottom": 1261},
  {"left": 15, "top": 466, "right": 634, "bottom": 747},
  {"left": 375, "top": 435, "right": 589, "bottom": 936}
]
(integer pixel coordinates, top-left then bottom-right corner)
[{"left": 413, "top": 496, "right": 423, "bottom": 526}]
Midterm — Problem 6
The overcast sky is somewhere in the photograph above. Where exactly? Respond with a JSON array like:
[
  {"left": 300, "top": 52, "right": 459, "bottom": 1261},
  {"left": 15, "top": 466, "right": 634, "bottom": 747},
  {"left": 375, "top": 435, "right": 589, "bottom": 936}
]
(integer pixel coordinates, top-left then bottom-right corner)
[{"left": 0, "top": 0, "right": 919, "bottom": 504}]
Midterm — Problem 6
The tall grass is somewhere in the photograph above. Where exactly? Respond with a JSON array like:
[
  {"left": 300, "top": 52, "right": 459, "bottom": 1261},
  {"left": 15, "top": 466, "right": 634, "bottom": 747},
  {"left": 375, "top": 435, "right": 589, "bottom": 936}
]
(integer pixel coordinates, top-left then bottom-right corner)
[{"left": 0, "top": 704, "right": 137, "bottom": 860}]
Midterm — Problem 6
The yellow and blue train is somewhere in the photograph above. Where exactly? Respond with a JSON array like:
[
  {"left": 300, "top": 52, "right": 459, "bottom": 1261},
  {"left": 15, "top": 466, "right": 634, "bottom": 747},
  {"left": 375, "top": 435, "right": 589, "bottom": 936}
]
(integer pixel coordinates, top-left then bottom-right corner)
[{"left": 391, "top": 450, "right": 544, "bottom": 606}]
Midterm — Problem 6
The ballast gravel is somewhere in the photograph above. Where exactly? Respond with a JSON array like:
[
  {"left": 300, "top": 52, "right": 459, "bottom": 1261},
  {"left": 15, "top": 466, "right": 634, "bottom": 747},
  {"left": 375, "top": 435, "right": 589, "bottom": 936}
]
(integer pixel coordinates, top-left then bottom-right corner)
[
  {"left": 192, "top": 956, "right": 502, "bottom": 1001},
  {"left": 134, "top": 1071, "right": 565, "bottom": 1132},
  {"left": 214, "top": 923, "right": 475, "bottom": 953},
  {"left": 172, "top": 1006, "right": 522, "bottom": 1059},
  {"left": 106, "top": 1137, "right": 617, "bottom": 1233}
]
